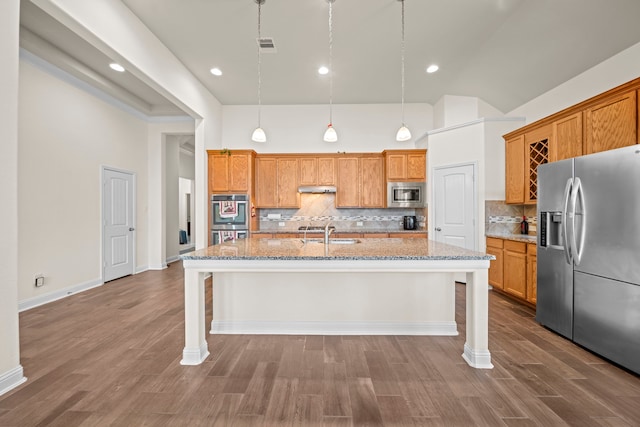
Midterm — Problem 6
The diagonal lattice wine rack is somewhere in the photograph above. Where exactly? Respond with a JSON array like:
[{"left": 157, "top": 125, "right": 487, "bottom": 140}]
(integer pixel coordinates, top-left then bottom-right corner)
[{"left": 528, "top": 139, "right": 549, "bottom": 201}]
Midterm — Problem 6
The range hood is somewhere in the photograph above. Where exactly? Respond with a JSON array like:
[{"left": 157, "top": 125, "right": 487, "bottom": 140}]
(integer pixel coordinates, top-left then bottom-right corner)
[{"left": 297, "top": 185, "right": 337, "bottom": 194}]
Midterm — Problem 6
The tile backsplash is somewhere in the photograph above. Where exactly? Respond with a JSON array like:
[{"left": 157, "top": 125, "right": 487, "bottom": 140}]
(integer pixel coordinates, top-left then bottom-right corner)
[
  {"left": 485, "top": 200, "right": 537, "bottom": 235},
  {"left": 259, "top": 193, "right": 427, "bottom": 232}
]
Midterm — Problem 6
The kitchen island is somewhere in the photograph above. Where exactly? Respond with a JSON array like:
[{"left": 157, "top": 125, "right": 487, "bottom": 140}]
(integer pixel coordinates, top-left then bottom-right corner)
[{"left": 180, "top": 238, "right": 494, "bottom": 369}]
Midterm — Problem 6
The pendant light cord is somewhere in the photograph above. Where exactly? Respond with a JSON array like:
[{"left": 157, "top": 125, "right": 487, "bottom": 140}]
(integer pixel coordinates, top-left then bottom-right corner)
[
  {"left": 328, "top": 0, "right": 334, "bottom": 125},
  {"left": 400, "top": 0, "right": 406, "bottom": 126},
  {"left": 257, "top": 0, "right": 262, "bottom": 127}
]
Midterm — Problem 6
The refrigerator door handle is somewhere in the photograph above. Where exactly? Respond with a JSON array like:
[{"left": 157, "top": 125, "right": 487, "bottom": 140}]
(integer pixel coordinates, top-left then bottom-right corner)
[
  {"left": 571, "top": 177, "right": 586, "bottom": 266},
  {"left": 561, "top": 177, "right": 573, "bottom": 265}
]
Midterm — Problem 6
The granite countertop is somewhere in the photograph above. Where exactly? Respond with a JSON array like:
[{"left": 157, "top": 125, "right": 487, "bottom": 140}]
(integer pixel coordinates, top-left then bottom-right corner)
[
  {"left": 181, "top": 237, "right": 493, "bottom": 261},
  {"left": 486, "top": 233, "right": 537, "bottom": 243},
  {"left": 252, "top": 229, "right": 428, "bottom": 235}
]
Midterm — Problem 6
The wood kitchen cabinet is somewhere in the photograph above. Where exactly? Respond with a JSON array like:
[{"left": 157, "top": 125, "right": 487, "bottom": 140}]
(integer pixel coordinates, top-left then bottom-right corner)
[
  {"left": 505, "top": 135, "right": 525, "bottom": 204},
  {"left": 360, "top": 156, "right": 384, "bottom": 208},
  {"left": 584, "top": 90, "right": 637, "bottom": 154},
  {"left": 486, "top": 237, "right": 504, "bottom": 290},
  {"left": 208, "top": 150, "right": 254, "bottom": 194},
  {"left": 336, "top": 155, "right": 384, "bottom": 208},
  {"left": 384, "top": 149, "right": 427, "bottom": 182},
  {"left": 527, "top": 243, "right": 537, "bottom": 304},
  {"left": 388, "top": 232, "right": 427, "bottom": 238},
  {"left": 505, "top": 126, "right": 550, "bottom": 205},
  {"left": 504, "top": 77, "right": 640, "bottom": 204},
  {"left": 298, "top": 156, "right": 336, "bottom": 186},
  {"left": 503, "top": 240, "right": 527, "bottom": 300},
  {"left": 336, "top": 157, "right": 360, "bottom": 207},
  {"left": 255, "top": 156, "right": 299, "bottom": 208},
  {"left": 551, "top": 112, "right": 583, "bottom": 162}
]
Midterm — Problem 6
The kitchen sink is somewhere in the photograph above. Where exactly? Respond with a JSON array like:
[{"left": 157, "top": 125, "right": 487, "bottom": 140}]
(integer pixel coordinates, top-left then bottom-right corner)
[{"left": 302, "top": 238, "right": 360, "bottom": 245}]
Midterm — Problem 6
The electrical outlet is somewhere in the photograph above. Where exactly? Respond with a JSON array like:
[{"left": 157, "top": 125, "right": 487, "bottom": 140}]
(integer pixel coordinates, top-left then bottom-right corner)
[
  {"left": 278, "top": 222, "right": 285, "bottom": 227},
  {"left": 356, "top": 221, "right": 363, "bottom": 226},
  {"left": 34, "top": 274, "right": 44, "bottom": 287}
]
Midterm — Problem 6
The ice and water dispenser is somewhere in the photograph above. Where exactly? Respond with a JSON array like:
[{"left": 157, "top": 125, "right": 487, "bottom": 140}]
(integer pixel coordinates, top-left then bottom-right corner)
[{"left": 539, "top": 212, "right": 564, "bottom": 249}]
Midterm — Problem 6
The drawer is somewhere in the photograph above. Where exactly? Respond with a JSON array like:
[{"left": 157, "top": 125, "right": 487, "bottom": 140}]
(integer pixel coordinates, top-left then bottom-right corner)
[
  {"left": 486, "top": 237, "right": 504, "bottom": 249},
  {"left": 528, "top": 243, "right": 537, "bottom": 256},
  {"left": 504, "top": 240, "right": 527, "bottom": 253}
]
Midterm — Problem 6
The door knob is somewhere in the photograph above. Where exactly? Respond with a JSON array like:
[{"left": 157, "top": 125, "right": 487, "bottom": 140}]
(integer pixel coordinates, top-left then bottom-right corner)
[
  {"left": 435, "top": 227, "right": 442, "bottom": 231},
  {"left": 129, "top": 227, "right": 135, "bottom": 231}
]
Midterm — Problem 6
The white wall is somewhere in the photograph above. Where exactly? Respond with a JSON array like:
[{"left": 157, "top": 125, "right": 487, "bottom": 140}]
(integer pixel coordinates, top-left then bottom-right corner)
[
  {"left": 222, "top": 103, "right": 432, "bottom": 153},
  {"left": 0, "top": 0, "right": 26, "bottom": 397},
  {"left": 508, "top": 41, "right": 640, "bottom": 123},
  {"left": 18, "top": 59, "right": 150, "bottom": 303}
]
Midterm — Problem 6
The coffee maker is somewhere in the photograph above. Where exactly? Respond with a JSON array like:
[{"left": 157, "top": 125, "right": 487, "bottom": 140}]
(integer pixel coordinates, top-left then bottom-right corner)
[{"left": 403, "top": 215, "right": 417, "bottom": 230}]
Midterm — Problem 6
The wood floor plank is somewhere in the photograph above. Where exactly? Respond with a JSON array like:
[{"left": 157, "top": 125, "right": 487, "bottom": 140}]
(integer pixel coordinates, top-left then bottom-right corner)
[
  {"left": 347, "top": 378, "right": 384, "bottom": 426},
  {"left": 2, "top": 265, "right": 639, "bottom": 427}
]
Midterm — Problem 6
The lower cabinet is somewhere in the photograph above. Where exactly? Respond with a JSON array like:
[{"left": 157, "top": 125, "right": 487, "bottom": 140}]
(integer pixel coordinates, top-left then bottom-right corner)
[
  {"left": 487, "top": 237, "right": 537, "bottom": 306},
  {"left": 486, "top": 237, "right": 504, "bottom": 290}
]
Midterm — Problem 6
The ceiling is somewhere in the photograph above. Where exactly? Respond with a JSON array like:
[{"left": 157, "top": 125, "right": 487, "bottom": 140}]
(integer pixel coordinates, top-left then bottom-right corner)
[{"left": 20, "top": 0, "right": 640, "bottom": 116}]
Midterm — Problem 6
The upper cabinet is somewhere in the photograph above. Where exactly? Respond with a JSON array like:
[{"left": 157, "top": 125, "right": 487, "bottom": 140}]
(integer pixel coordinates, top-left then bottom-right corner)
[
  {"left": 336, "top": 154, "right": 385, "bottom": 208},
  {"left": 584, "top": 90, "right": 637, "bottom": 154},
  {"left": 504, "top": 77, "right": 640, "bottom": 204},
  {"left": 255, "top": 156, "right": 299, "bottom": 208},
  {"left": 384, "top": 149, "right": 427, "bottom": 182},
  {"left": 298, "top": 156, "right": 335, "bottom": 186},
  {"left": 551, "top": 112, "right": 582, "bottom": 162},
  {"left": 505, "top": 126, "right": 550, "bottom": 205},
  {"left": 208, "top": 150, "right": 254, "bottom": 194}
]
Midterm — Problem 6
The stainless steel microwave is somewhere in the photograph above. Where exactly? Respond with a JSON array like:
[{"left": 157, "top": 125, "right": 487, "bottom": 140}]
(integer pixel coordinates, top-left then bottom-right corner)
[{"left": 387, "top": 182, "right": 426, "bottom": 208}]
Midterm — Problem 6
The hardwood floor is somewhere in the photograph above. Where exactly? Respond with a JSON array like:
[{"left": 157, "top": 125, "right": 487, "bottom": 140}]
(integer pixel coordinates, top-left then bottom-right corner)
[{"left": 1, "top": 263, "right": 639, "bottom": 426}]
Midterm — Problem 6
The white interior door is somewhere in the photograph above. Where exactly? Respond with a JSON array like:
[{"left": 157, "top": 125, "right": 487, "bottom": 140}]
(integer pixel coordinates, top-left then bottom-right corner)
[
  {"left": 103, "top": 167, "right": 135, "bottom": 282},
  {"left": 433, "top": 163, "right": 476, "bottom": 251}
]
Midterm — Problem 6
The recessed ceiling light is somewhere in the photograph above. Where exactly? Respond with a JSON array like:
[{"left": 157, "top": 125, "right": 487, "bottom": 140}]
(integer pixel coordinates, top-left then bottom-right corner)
[
  {"left": 426, "top": 64, "right": 439, "bottom": 74},
  {"left": 318, "top": 66, "right": 329, "bottom": 75},
  {"left": 210, "top": 67, "right": 222, "bottom": 76},
  {"left": 109, "top": 63, "right": 125, "bottom": 72}
]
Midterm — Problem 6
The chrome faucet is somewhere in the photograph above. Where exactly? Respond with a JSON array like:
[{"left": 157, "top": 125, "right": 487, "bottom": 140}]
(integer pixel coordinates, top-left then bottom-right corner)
[
  {"left": 303, "top": 224, "right": 310, "bottom": 244},
  {"left": 324, "top": 222, "right": 335, "bottom": 244}
]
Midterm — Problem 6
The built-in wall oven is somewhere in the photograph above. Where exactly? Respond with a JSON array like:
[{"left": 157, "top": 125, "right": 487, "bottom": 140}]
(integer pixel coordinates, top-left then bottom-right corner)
[{"left": 211, "top": 194, "right": 249, "bottom": 245}]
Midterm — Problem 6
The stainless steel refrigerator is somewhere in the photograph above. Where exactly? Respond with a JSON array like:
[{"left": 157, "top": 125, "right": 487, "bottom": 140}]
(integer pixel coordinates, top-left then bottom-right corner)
[{"left": 537, "top": 144, "right": 640, "bottom": 375}]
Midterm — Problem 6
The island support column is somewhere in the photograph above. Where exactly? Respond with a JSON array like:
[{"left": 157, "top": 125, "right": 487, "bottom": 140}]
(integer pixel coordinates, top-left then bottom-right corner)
[
  {"left": 462, "top": 268, "right": 493, "bottom": 368},
  {"left": 181, "top": 269, "right": 210, "bottom": 365}
]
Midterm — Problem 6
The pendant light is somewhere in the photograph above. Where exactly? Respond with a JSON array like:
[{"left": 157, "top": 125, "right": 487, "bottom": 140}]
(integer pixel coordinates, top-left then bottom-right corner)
[
  {"left": 396, "top": 0, "right": 412, "bottom": 142},
  {"left": 251, "top": 0, "right": 267, "bottom": 143},
  {"left": 323, "top": 0, "right": 338, "bottom": 142}
]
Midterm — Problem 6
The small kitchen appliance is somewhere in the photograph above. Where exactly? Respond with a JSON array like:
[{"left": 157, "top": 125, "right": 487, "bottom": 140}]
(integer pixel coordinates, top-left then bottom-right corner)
[
  {"left": 387, "top": 182, "right": 426, "bottom": 208},
  {"left": 403, "top": 215, "right": 417, "bottom": 230}
]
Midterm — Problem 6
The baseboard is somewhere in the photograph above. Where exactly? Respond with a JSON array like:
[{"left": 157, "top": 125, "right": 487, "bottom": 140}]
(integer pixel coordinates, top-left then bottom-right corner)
[
  {"left": 166, "top": 255, "right": 180, "bottom": 264},
  {"left": 135, "top": 265, "right": 149, "bottom": 274},
  {"left": 148, "top": 263, "right": 168, "bottom": 271},
  {"left": 210, "top": 320, "right": 458, "bottom": 336},
  {"left": 0, "top": 365, "right": 27, "bottom": 397},
  {"left": 18, "top": 278, "right": 103, "bottom": 312},
  {"left": 462, "top": 343, "right": 494, "bottom": 369}
]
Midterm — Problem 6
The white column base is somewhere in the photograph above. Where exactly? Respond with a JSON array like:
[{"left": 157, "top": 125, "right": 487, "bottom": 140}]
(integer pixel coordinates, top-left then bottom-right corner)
[
  {"left": 180, "top": 343, "right": 209, "bottom": 366},
  {"left": 0, "top": 365, "right": 27, "bottom": 397},
  {"left": 462, "top": 343, "right": 493, "bottom": 369}
]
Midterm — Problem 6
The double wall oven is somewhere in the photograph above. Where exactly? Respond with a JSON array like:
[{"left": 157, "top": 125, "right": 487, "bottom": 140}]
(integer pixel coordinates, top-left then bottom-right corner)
[{"left": 211, "top": 194, "right": 250, "bottom": 245}]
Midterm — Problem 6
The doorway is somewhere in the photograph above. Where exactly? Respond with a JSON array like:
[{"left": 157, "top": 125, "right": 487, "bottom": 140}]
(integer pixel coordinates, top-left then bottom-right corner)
[
  {"left": 102, "top": 167, "right": 136, "bottom": 282},
  {"left": 433, "top": 163, "right": 477, "bottom": 251}
]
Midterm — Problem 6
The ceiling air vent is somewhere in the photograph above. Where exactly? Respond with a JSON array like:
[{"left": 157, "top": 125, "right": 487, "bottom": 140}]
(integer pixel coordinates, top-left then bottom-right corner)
[{"left": 257, "top": 37, "right": 277, "bottom": 53}]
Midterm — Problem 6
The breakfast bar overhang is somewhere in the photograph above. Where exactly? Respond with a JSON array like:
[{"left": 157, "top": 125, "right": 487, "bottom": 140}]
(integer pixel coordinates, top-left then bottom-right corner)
[{"left": 180, "top": 238, "right": 495, "bottom": 369}]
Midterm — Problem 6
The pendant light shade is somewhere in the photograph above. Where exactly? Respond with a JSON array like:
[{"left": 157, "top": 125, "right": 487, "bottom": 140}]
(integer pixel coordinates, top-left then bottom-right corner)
[
  {"left": 251, "top": 0, "right": 266, "bottom": 142},
  {"left": 251, "top": 127, "right": 267, "bottom": 143},
  {"left": 323, "top": 0, "right": 337, "bottom": 142},
  {"left": 396, "top": 125, "right": 412, "bottom": 142},
  {"left": 323, "top": 124, "right": 338, "bottom": 142},
  {"left": 396, "top": 0, "right": 412, "bottom": 142}
]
